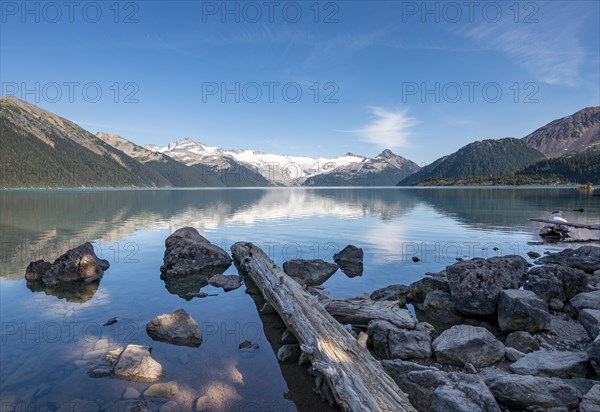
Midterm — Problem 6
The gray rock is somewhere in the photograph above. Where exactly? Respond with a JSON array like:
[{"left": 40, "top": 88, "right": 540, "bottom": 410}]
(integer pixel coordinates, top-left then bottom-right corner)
[
  {"left": 446, "top": 256, "right": 528, "bottom": 315},
  {"left": 367, "top": 320, "right": 432, "bottom": 360},
  {"left": 25, "top": 242, "right": 109, "bottom": 286},
  {"left": 333, "top": 244, "right": 364, "bottom": 277},
  {"left": 497, "top": 289, "right": 551, "bottom": 332},
  {"left": 277, "top": 344, "right": 301, "bottom": 363},
  {"left": 505, "top": 331, "right": 539, "bottom": 353},
  {"left": 143, "top": 381, "right": 178, "bottom": 399},
  {"left": 571, "top": 290, "right": 600, "bottom": 311},
  {"left": 382, "top": 360, "right": 500, "bottom": 412},
  {"left": 416, "top": 322, "right": 436, "bottom": 337},
  {"left": 146, "top": 309, "right": 202, "bottom": 347},
  {"left": 432, "top": 325, "right": 504, "bottom": 367},
  {"left": 282, "top": 259, "right": 338, "bottom": 286},
  {"left": 421, "top": 290, "right": 464, "bottom": 326},
  {"left": 579, "top": 308, "right": 600, "bottom": 338},
  {"left": 587, "top": 336, "right": 600, "bottom": 375},
  {"left": 505, "top": 347, "right": 525, "bottom": 362},
  {"left": 523, "top": 264, "right": 590, "bottom": 303},
  {"left": 484, "top": 374, "right": 580, "bottom": 410},
  {"left": 370, "top": 284, "right": 409, "bottom": 303},
  {"left": 463, "top": 363, "right": 477, "bottom": 374},
  {"left": 113, "top": 345, "right": 163, "bottom": 382},
  {"left": 160, "top": 227, "right": 232, "bottom": 276},
  {"left": 527, "top": 251, "right": 541, "bottom": 259},
  {"left": 580, "top": 384, "right": 600, "bottom": 412},
  {"left": 535, "top": 246, "right": 600, "bottom": 274},
  {"left": 522, "top": 265, "right": 565, "bottom": 302},
  {"left": 158, "top": 401, "right": 180, "bottom": 412},
  {"left": 509, "top": 350, "right": 590, "bottom": 378},
  {"left": 408, "top": 276, "right": 450, "bottom": 304},
  {"left": 207, "top": 274, "right": 242, "bottom": 291}
]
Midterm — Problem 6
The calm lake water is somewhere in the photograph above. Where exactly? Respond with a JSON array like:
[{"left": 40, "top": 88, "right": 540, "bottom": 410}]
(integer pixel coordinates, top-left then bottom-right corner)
[{"left": 1, "top": 188, "right": 599, "bottom": 411}]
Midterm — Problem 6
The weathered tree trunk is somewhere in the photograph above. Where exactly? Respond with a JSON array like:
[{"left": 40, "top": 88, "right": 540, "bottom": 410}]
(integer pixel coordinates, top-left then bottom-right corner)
[
  {"left": 231, "top": 242, "right": 416, "bottom": 412},
  {"left": 325, "top": 298, "right": 416, "bottom": 329}
]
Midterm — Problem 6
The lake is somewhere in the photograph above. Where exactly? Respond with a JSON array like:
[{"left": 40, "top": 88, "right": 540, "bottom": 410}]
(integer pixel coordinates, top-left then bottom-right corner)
[{"left": 1, "top": 188, "right": 598, "bottom": 411}]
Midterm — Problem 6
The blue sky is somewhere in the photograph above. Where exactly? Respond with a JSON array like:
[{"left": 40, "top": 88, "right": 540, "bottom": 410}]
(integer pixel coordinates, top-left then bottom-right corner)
[{"left": 1, "top": 1, "right": 598, "bottom": 164}]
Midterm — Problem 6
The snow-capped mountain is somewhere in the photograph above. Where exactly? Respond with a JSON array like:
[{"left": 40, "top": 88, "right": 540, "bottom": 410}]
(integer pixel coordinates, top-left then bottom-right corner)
[{"left": 145, "top": 138, "right": 368, "bottom": 185}]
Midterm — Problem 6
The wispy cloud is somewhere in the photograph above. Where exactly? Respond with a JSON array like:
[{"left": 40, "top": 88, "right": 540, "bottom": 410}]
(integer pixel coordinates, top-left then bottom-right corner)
[
  {"left": 461, "top": 2, "right": 586, "bottom": 86},
  {"left": 350, "top": 107, "right": 418, "bottom": 150}
]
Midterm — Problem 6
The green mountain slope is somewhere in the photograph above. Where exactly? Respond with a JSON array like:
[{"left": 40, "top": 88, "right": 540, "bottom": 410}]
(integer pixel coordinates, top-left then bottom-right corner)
[
  {"left": 96, "top": 133, "right": 226, "bottom": 187},
  {"left": 0, "top": 97, "right": 172, "bottom": 188},
  {"left": 399, "top": 138, "right": 545, "bottom": 186},
  {"left": 516, "top": 144, "right": 600, "bottom": 184}
]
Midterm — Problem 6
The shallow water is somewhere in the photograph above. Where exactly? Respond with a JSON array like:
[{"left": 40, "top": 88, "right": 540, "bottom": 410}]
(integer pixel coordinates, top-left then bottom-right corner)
[{"left": 1, "top": 187, "right": 598, "bottom": 411}]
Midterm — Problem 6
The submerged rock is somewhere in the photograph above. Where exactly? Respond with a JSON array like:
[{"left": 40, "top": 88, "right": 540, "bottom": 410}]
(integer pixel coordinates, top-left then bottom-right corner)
[
  {"left": 146, "top": 309, "right": 202, "bottom": 347},
  {"left": 89, "top": 345, "right": 163, "bottom": 382},
  {"left": 143, "top": 381, "right": 178, "bottom": 399},
  {"left": 497, "top": 289, "right": 551, "bottom": 332},
  {"left": 509, "top": 350, "right": 590, "bottom": 378},
  {"left": 333, "top": 244, "right": 364, "bottom": 277},
  {"left": 25, "top": 242, "right": 109, "bottom": 286},
  {"left": 160, "top": 227, "right": 232, "bottom": 277},
  {"left": 432, "top": 325, "right": 504, "bottom": 367},
  {"left": 282, "top": 259, "right": 338, "bottom": 286},
  {"left": 207, "top": 274, "right": 242, "bottom": 291},
  {"left": 446, "top": 256, "right": 528, "bottom": 315}
]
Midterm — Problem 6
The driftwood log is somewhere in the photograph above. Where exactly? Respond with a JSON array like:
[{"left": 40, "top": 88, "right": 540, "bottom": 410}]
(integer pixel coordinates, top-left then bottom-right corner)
[
  {"left": 325, "top": 298, "right": 416, "bottom": 329},
  {"left": 231, "top": 242, "right": 416, "bottom": 412},
  {"left": 529, "top": 218, "right": 600, "bottom": 230}
]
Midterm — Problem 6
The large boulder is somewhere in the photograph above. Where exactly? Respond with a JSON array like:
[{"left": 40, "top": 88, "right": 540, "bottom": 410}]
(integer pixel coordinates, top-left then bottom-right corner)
[
  {"left": 382, "top": 360, "right": 500, "bottom": 412},
  {"left": 25, "top": 242, "right": 109, "bottom": 286},
  {"left": 282, "top": 259, "right": 338, "bottom": 286},
  {"left": 484, "top": 374, "right": 580, "bottom": 410},
  {"left": 509, "top": 350, "right": 590, "bottom": 378},
  {"left": 570, "top": 290, "right": 600, "bottom": 311},
  {"left": 579, "top": 309, "right": 600, "bottom": 338},
  {"left": 535, "top": 246, "right": 600, "bottom": 274},
  {"left": 446, "top": 256, "right": 528, "bottom": 315},
  {"left": 523, "top": 264, "right": 590, "bottom": 303},
  {"left": 497, "top": 289, "right": 551, "bottom": 332},
  {"left": 333, "top": 244, "right": 364, "bottom": 277},
  {"left": 505, "top": 331, "right": 539, "bottom": 353},
  {"left": 432, "top": 325, "right": 504, "bottom": 367},
  {"left": 146, "top": 309, "right": 202, "bottom": 347},
  {"left": 160, "top": 227, "right": 232, "bottom": 276},
  {"left": 367, "top": 320, "right": 432, "bottom": 360}
]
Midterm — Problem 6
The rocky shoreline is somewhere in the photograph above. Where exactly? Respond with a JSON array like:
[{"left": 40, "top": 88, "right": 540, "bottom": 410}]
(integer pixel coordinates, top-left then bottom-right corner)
[{"left": 22, "top": 228, "right": 600, "bottom": 411}]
